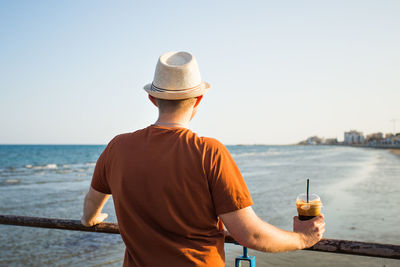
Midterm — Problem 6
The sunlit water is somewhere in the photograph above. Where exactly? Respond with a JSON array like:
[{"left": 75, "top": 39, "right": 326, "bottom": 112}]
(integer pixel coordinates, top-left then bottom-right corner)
[{"left": 0, "top": 145, "right": 399, "bottom": 266}]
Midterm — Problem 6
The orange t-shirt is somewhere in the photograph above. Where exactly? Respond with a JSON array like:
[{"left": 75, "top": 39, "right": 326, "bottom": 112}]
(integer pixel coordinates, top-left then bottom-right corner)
[{"left": 91, "top": 125, "right": 253, "bottom": 267}]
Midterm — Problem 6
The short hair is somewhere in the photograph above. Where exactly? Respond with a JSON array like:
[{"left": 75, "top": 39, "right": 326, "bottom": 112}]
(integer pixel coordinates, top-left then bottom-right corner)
[{"left": 155, "top": 97, "right": 197, "bottom": 113}]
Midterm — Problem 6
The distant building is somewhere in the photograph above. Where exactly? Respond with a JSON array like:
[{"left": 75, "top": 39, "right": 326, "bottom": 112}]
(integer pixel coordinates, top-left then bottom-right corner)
[
  {"left": 344, "top": 130, "right": 365, "bottom": 144},
  {"left": 366, "top": 132, "right": 384, "bottom": 142},
  {"left": 299, "top": 130, "right": 399, "bottom": 147},
  {"left": 383, "top": 133, "right": 400, "bottom": 145},
  {"left": 384, "top": 133, "right": 394, "bottom": 144},
  {"left": 298, "top": 136, "right": 339, "bottom": 145},
  {"left": 385, "top": 133, "right": 394, "bottom": 139},
  {"left": 324, "top": 138, "right": 338, "bottom": 145},
  {"left": 306, "top": 136, "right": 322, "bottom": 145}
]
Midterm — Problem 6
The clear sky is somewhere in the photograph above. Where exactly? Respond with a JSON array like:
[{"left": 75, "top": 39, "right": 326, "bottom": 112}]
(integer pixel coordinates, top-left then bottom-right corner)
[{"left": 1, "top": 1, "right": 399, "bottom": 145}]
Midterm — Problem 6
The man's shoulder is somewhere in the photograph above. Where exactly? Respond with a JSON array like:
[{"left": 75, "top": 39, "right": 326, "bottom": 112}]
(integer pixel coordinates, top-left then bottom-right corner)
[
  {"left": 200, "top": 136, "right": 229, "bottom": 154},
  {"left": 107, "top": 132, "right": 132, "bottom": 145},
  {"left": 201, "top": 136, "right": 223, "bottom": 147},
  {"left": 105, "top": 128, "right": 149, "bottom": 148}
]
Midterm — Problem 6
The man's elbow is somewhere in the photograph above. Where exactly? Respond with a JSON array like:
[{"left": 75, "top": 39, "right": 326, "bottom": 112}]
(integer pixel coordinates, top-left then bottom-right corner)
[{"left": 231, "top": 232, "right": 270, "bottom": 253}]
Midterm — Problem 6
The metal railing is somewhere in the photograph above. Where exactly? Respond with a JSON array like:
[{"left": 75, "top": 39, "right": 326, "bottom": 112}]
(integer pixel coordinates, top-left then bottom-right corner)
[{"left": 1, "top": 214, "right": 399, "bottom": 260}]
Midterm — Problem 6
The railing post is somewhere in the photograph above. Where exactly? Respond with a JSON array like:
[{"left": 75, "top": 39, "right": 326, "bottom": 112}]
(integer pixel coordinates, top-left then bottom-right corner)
[
  {"left": 243, "top": 247, "right": 248, "bottom": 257},
  {"left": 235, "top": 246, "right": 256, "bottom": 267}
]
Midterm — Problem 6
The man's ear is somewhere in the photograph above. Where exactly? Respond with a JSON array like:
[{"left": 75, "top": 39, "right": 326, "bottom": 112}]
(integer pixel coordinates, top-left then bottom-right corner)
[
  {"left": 148, "top": 95, "right": 158, "bottom": 107},
  {"left": 194, "top": 95, "right": 203, "bottom": 108}
]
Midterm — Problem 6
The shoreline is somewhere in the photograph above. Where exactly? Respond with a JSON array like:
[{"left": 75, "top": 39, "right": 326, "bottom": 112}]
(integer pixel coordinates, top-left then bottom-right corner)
[
  {"left": 389, "top": 148, "right": 400, "bottom": 156},
  {"left": 296, "top": 144, "right": 400, "bottom": 154}
]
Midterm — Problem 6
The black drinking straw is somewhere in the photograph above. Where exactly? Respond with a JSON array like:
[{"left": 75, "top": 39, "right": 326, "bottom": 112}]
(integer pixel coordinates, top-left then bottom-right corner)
[{"left": 306, "top": 179, "right": 309, "bottom": 203}]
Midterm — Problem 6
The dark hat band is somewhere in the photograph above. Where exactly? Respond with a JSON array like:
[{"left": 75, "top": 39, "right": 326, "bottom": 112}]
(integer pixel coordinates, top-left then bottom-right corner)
[{"left": 150, "top": 83, "right": 202, "bottom": 94}]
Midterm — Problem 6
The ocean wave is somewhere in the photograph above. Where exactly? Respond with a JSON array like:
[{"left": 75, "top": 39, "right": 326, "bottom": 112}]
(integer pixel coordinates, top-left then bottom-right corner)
[
  {"left": 231, "top": 151, "right": 283, "bottom": 158},
  {"left": 18, "top": 163, "right": 95, "bottom": 176},
  {"left": 56, "top": 169, "right": 73, "bottom": 174},
  {"left": 4, "top": 179, "right": 20, "bottom": 184},
  {"left": 25, "top": 164, "right": 58, "bottom": 170}
]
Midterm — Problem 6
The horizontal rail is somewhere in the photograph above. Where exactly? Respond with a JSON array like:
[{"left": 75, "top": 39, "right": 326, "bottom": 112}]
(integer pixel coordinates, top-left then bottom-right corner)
[{"left": 1, "top": 215, "right": 399, "bottom": 260}]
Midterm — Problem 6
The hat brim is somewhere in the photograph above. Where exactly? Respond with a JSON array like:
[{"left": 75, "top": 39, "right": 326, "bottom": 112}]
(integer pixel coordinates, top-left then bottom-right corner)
[{"left": 143, "top": 82, "right": 210, "bottom": 100}]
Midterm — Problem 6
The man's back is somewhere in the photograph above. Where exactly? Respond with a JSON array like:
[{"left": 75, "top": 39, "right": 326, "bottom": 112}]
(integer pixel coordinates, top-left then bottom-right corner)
[
  {"left": 91, "top": 125, "right": 253, "bottom": 266},
  {"left": 82, "top": 51, "right": 325, "bottom": 266}
]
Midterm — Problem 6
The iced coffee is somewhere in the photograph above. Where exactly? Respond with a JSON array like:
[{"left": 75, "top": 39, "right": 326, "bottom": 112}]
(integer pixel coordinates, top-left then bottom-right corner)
[{"left": 296, "top": 193, "right": 322, "bottom": 221}]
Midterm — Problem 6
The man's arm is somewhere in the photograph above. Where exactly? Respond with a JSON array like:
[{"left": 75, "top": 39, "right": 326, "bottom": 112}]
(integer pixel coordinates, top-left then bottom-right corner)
[
  {"left": 81, "top": 186, "right": 111, "bottom": 226},
  {"left": 220, "top": 206, "right": 325, "bottom": 253}
]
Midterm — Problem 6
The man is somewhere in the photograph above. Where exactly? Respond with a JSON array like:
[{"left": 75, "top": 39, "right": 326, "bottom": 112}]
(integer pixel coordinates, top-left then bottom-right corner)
[{"left": 81, "top": 51, "right": 325, "bottom": 266}]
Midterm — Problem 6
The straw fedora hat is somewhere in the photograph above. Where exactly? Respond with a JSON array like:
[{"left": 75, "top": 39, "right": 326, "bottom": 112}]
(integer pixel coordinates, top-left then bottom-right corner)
[{"left": 144, "top": 51, "right": 210, "bottom": 100}]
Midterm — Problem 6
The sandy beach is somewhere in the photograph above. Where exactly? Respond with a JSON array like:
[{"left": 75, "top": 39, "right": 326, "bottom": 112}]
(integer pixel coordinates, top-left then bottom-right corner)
[{"left": 389, "top": 149, "right": 400, "bottom": 156}]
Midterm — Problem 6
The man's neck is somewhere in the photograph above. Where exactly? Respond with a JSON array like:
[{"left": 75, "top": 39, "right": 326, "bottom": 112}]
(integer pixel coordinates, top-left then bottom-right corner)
[
  {"left": 154, "top": 111, "right": 191, "bottom": 128},
  {"left": 154, "top": 121, "right": 188, "bottom": 128}
]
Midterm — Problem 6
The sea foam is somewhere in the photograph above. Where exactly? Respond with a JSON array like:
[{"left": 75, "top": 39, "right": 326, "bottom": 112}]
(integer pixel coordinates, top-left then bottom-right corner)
[{"left": 25, "top": 164, "right": 58, "bottom": 169}]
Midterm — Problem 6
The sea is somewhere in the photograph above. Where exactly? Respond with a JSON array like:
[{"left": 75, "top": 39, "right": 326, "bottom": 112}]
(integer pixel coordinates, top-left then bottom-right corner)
[{"left": 0, "top": 144, "right": 399, "bottom": 267}]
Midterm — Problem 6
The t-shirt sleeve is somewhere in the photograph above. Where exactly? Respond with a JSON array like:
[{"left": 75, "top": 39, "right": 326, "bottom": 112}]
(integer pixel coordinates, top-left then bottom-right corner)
[
  {"left": 91, "top": 146, "right": 112, "bottom": 194},
  {"left": 205, "top": 139, "right": 253, "bottom": 215}
]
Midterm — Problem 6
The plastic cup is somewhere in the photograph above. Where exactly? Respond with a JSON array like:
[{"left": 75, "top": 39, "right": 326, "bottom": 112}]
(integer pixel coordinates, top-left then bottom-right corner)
[{"left": 296, "top": 193, "right": 322, "bottom": 221}]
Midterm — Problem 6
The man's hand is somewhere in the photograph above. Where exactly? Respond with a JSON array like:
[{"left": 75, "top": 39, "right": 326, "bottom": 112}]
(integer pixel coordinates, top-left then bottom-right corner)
[
  {"left": 293, "top": 214, "right": 326, "bottom": 249},
  {"left": 81, "top": 213, "right": 109, "bottom": 227}
]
